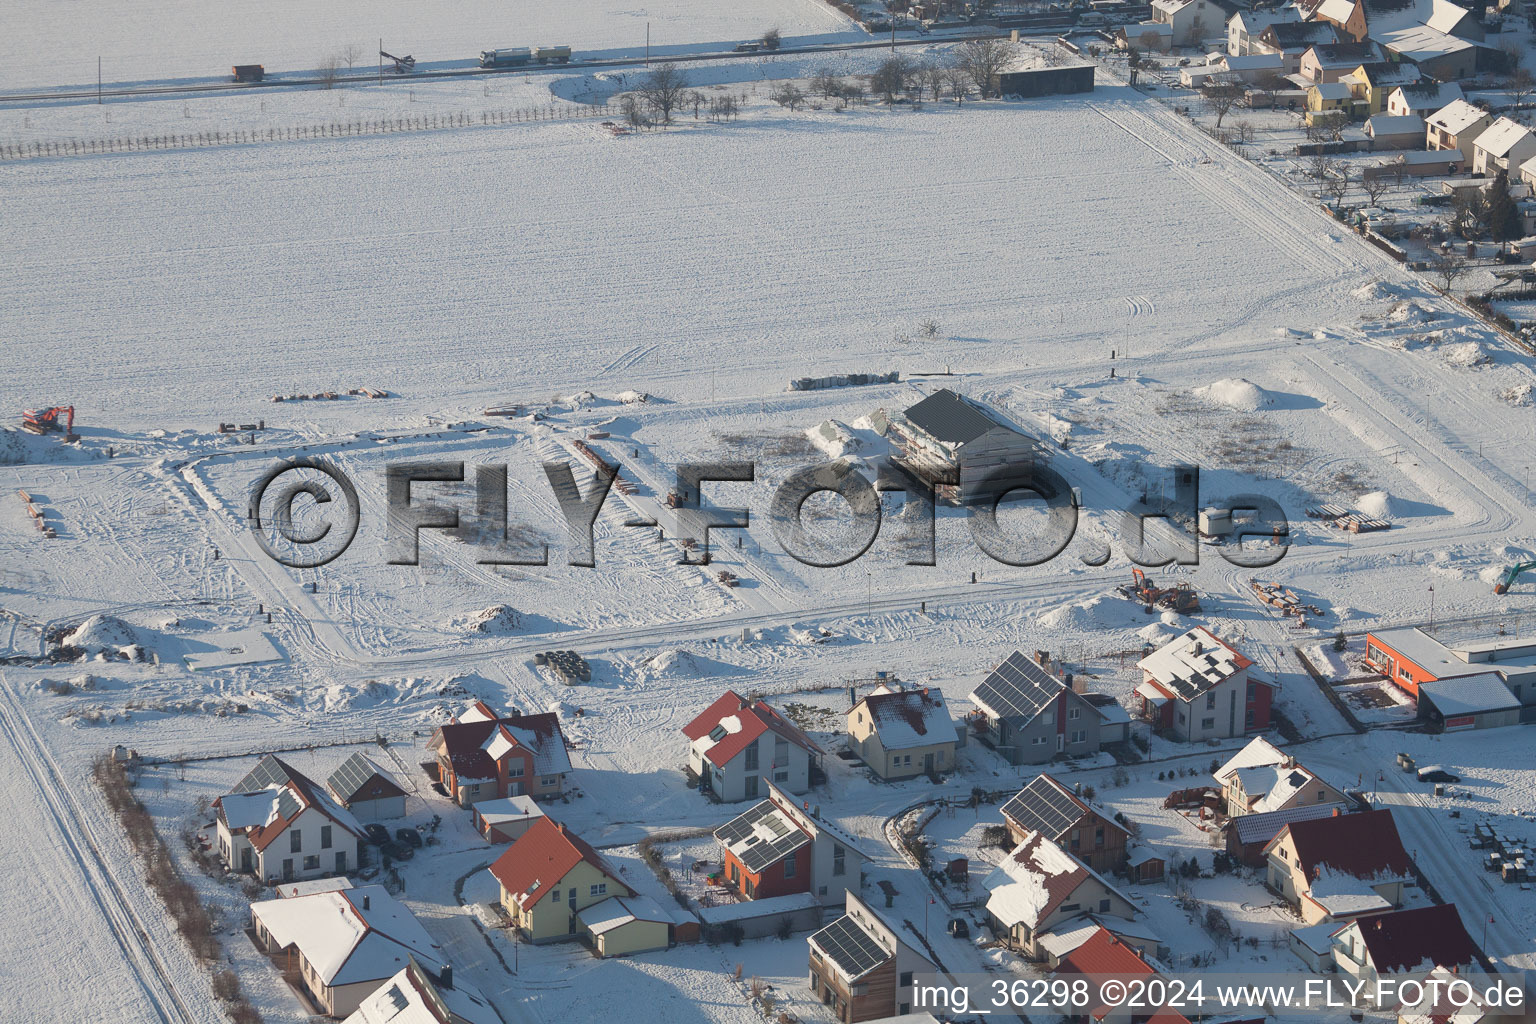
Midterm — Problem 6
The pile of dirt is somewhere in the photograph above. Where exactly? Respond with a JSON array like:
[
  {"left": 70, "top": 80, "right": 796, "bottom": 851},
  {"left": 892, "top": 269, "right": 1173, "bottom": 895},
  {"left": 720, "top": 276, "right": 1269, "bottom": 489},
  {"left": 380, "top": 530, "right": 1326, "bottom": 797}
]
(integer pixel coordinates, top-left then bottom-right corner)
[
  {"left": 450, "top": 605, "right": 520, "bottom": 634},
  {"left": 1442, "top": 341, "right": 1492, "bottom": 368},
  {"left": 1501, "top": 383, "right": 1533, "bottom": 406},
  {"left": 60, "top": 615, "right": 140, "bottom": 657},
  {"left": 1039, "top": 594, "right": 1147, "bottom": 632}
]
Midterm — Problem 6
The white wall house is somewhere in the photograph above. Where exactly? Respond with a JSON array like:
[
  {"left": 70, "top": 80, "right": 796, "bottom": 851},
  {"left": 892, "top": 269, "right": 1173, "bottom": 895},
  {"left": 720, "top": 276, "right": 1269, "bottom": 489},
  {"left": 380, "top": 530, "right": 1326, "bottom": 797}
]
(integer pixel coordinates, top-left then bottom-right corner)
[
  {"left": 1152, "top": 0, "right": 1223, "bottom": 46},
  {"left": 214, "top": 756, "right": 366, "bottom": 884},
  {"left": 684, "top": 691, "right": 821, "bottom": 803},
  {"left": 1472, "top": 117, "right": 1536, "bottom": 176}
]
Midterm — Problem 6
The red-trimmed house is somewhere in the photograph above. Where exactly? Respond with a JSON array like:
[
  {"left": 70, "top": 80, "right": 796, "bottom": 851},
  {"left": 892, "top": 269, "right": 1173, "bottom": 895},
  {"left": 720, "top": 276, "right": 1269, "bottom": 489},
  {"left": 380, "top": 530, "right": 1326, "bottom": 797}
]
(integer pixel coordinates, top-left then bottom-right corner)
[
  {"left": 684, "top": 690, "right": 822, "bottom": 803},
  {"left": 714, "top": 780, "right": 868, "bottom": 909},
  {"left": 1264, "top": 808, "right": 1413, "bottom": 925},
  {"left": 1135, "top": 627, "right": 1273, "bottom": 741},
  {"left": 214, "top": 755, "right": 367, "bottom": 883},
  {"left": 1330, "top": 903, "right": 1479, "bottom": 989},
  {"left": 488, "top": 818, "right": 632, "bottom": 943},
  {"left": 428, "top": 701, "right": 572, "bottom": 807},
  {"left": 1054, "top": 926, "right": 1189, "bottom": 1024}
]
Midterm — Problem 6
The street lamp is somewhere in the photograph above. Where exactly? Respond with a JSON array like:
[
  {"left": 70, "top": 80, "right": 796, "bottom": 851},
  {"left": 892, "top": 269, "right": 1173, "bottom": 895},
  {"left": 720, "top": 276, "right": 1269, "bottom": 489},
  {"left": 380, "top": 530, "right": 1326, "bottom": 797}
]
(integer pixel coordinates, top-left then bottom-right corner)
[
  {"left": 866, "top": 571, "right": 873, "bottom": 620},
  {"left": 1429, "top": 585, "right": 1435, "bottom": 630}
]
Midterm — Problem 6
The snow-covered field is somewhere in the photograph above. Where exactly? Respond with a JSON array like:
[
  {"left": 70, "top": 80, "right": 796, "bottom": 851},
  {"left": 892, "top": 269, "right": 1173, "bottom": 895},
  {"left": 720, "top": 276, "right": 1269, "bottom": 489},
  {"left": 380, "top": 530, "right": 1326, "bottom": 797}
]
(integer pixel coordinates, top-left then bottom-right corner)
[
  {"left": 5, "top": 33, "right": 1536, "bottom": 1024},
  {"left": 5, "top": 0, "right": 863, "bottom": 92}
]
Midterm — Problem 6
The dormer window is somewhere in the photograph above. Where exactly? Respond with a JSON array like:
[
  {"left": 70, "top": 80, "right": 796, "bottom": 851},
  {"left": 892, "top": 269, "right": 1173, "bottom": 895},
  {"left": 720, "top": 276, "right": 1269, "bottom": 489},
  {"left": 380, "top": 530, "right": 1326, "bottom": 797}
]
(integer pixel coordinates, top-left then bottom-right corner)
[{"left": 708, "top": 726, "right": 727, "bottom": 742}]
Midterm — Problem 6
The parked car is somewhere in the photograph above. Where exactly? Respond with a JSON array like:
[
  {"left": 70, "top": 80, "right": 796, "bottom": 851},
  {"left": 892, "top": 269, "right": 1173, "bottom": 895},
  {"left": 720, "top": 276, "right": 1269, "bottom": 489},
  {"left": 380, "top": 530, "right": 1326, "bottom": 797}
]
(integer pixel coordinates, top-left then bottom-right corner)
[
  {"left": 364, "top": 823, "right": 391, "bottom": 846},
  {"left": 947, "top": 918, "right": 970, "bottom": 939},
  {"left": 382, "top": 840, "right": 415, "bottom": 861},
  {"left": 395, "top": 826, "right": 423, "bottom": 848},
  {"left": 1418, "top": 766, "right": 1460, "bottom": 784}
]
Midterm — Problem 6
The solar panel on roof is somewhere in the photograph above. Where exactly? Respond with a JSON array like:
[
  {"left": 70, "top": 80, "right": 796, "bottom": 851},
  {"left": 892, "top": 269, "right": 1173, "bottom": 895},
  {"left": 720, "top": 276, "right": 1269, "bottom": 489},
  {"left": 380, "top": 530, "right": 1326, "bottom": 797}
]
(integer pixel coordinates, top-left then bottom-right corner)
[
  {"left": 973, "top": 652, "right": 1062, "bottom": 724},
  {"left": 328, "top": 752, "right": 382, "bottom": 801},
  {"left": 232, "top": 756, "right": 293, "bottom": 794},
  {"left": 811, "top": 916, "right": 888, "bottom": 979},
  {"left": 275, "top": 788, "right": 302, "bottom": 820},
  {"left": 713, "top": 800, "right": 777, "bottom": 846},
  {"left": 1000, "top": 776, "right": 1084, "bottom": 839},
  {"left": 740, "top": 829, "right": 810, "bottom": 873}
]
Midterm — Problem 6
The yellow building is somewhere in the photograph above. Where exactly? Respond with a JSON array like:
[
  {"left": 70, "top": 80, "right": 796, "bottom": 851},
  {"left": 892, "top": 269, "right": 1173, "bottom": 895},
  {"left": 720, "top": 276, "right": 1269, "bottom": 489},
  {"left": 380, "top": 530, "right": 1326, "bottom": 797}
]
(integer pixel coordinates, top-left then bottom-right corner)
[
  {"left": 489, "top": 818, "right": 633, "bottom": 943},
  {"left": 846, "top": 682, "right": 956, "bottom": 781}
]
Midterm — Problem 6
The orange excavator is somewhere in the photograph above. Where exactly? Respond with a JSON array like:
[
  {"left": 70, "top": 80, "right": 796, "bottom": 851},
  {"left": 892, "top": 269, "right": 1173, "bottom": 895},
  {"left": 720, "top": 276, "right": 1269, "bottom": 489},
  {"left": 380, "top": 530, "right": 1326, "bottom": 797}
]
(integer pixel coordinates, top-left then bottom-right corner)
[
  {"left": 1117, "top": 567, "right": 1201, "bottom": 615},
  {"left": 21, "top": 406, "right": 75, "bottom": 439}
]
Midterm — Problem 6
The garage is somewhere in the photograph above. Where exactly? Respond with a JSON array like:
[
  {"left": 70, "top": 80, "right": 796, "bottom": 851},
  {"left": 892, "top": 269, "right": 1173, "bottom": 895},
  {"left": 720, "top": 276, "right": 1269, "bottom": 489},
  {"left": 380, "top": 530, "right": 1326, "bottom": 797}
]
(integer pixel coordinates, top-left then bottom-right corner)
[
  {"left": 326, "top": 752, "right": 408, "bottom": 821},
  {"left": 1417, "top": 672, "right": 1522, "bottom": 731},
  {"left": 576, "top": 895, "right": 673, "bottom": 957}
]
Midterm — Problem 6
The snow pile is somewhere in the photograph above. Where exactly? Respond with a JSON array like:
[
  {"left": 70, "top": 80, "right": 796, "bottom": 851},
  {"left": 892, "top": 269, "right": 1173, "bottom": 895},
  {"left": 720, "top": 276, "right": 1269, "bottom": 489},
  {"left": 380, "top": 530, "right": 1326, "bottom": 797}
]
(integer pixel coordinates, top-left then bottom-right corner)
[
  {"left": 1039, "top": 594, "right": 1147, "bottom": 631},
  {"left": 1442, "top": 341, "right": 1492, "bottom": 368},
  {"left": 1194, "top": 378, "right": 1273, "bottom": 412},
  {"left": 638, "top": 649, "right": 703, "bottom": 678},
  {"left": 1385, "top": 299, "right": 1443, "bottom": 325},
  {"left": 1352, "top": 280, "right": 1408, "bottom": 302},
  {"left": 60, "top": 615, "right": 140, "bottom": 657},
  {"left": 615, "top": 390, "right": 649, "bottom": 404},
  {"left": 1500, "top": 383, "right": 1532, "bottom": 406},
  {"left": 1138, "top": 622, "right": 1175, "bottom": 644},
  {"left": 1356, "top": 491, "right": 1400, "bottom": 519},
  {"left": 806, "top": 419, "right": 863, "bottom": 459},
  {"left": 450, "top": 605, "right": 520, "bottom": 634}
]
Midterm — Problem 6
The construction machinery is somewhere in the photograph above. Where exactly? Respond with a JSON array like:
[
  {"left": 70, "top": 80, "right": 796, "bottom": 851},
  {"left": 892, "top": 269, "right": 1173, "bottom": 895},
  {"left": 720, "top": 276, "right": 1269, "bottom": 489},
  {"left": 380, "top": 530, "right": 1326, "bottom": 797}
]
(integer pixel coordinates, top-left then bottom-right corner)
[
  {"left": 1494, "top": 561, "right": 1536, "bottom": 595},
  {"left": 21, "top": 406, "right": 75, "bottom": 439},
  {"left": 1117, "top": 568, "right": 1201, "bottom": 615}
]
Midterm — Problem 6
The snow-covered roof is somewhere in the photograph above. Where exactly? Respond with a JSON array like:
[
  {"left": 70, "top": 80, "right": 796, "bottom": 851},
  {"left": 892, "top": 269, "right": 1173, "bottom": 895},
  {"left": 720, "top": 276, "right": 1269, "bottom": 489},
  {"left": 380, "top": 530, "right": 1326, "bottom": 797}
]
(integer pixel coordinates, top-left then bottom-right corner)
[
  {"left": 697, "top": 890, "right": 819, "bottom": 924},
  {"left": 983, "top": 832, "right": 1132, "bottom": 931},
  {"left": 342, "top": 958, "right": 503, "bottom": 1024},
  {"left": 218, "top": 789, "right": 283, "bottom": 830},
  {"left": 473, "top": 795, "right": 545, "bottom": 827},
  {"left": 1290, "top": 919, "right": 1341, "bottom": 955},
  {"left": 1473, "top": 117, "right": 1533, "bottom": 159},
  {"left": 1230, "top": 8, "right": 1300, "bottom": 31},
  {"left": 575, "top": 894, "right": 674, "bottom": 935},
  {"left": 1214, "top": 736, "right": 1288, "bottom": 783},
  {"left": 276, "top": 876, "right": 355, "bottom": 899},
  {"left": 1425, "top": 100, "right": 1490, "bottom": 137},
  {"left": 1368, "top": 114, "right": 1425, "bottom": 137},
  {"left": 1312, "top": 82, "right": 1353, "bottom": 101},
  {"left": 1311, "top": 0, "right": 1356, "bottom": 23},
  {"left": 1418, "top": 672, "right": 1520, "bottom": 717},
  {"left": 1219, "top": 53, "right": 1284, "bottom": 71},
  {"left": 1134, "top": 680, "right": 1170, "bottom": 706},
  {"left": 1379, "top": 23, "right": 1473, "bottom": 61},
  {"left": 1138, "top": 627, "right": 1253, "bottom": 701},
  {"left": 851, "top": 686, "right": 954, "bottom": 750},
  {"left": 251, "top": 885, "right": 446, "bottom": 988},
  {"left": 1389, "top": 81, "right": 1463, "bottom": 112}
]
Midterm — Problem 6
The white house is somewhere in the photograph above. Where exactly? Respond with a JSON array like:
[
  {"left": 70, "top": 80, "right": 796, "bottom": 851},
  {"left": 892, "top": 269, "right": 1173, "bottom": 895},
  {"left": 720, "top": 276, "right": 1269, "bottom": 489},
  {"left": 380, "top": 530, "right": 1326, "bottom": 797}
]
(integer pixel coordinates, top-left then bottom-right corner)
[
  {"left": 1227, "top": 7, "right": 1300, "bottom": 55},
  {"left": 251, "top": 885, "right": 449, "bottom": 1018},
  {"left": 1213, "top": 737, "right": 1350, "bottom": 816},
  {"left": 342, "top": 958, "right": 503, "bottom": 1024},
  {"left": 1384, "top": 81, "right": 1463, "bottom": 118},
  {"left": 1330, "top": 904, "right": 1478, "bottom": 989},
  {"left": 213, "top": 756, "right": 367, "bottom": 883},
  {"left": 1135, "top": 627, "right": 1274, "bottom": 741},
  {"left": 683, "top": 690, "right": 822, "bottom": 802},
  {"left": 1150, "top": 0, "right": 1224, "bottom": 46},
  {"left": 1426, "top": 99, "right": 1492, "bottom": 163},
  {"left": 983, "top": 831, "right": 1137, "bottom": 958},
  {"left": 1472, "top": 117, "right": 1536, "bottom": 176}
]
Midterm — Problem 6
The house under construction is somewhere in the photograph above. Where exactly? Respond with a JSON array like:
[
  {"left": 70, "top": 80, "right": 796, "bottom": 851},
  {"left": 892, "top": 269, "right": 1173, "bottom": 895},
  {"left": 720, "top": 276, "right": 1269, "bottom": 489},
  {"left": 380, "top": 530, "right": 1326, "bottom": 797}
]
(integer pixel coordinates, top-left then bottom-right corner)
[{"left": 886, "top": 389, "right": 1050, "bottom": 505}]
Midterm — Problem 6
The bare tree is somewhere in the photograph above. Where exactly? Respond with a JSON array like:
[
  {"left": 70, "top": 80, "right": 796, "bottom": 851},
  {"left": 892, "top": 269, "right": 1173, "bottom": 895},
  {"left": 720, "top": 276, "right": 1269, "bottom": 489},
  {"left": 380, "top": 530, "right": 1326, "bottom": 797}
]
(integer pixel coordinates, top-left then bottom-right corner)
[
  {"left": 1308, "top": 152, "right": 1336, "bottom": 182},
  {"left": 1138, "top": 30, "right": 1164, "bottom": 54},
  {"left": 1232, "top": 119, "right": 1256, "bottom": 144},
  {"left": 1203, "top": 80, "right": 1244, "bottom": 128},
  {"left": 868, "top": 55, "right": 914, "bottom": 104},
  {"left": 838, "top": 81, "right": 865, "bottom": 107},
  {"left": 1323, "top": 164, "right": 1352, "bottom": 207},
  {"left": 811, "top": 71, "right": 843, "bottom": 102},
  {"left": 341, "top": 43, "right": 364, "bottom": 71},
  {"left": 1510, "top": 66, "right": 1536, "bottom": 111},
  {"left": 638, "top": 65, "right": 689, "bottom": 124},
  {"left": 945, "top": 66, "right": 971, "bottom": 104},
  {"left": 762, "top": 26, "right": 782, "bottom": 51},
  {"left": 318, "top": 54, "right": 341, "bottom": 89},
  {"left": 1361, "top": 172, "right": 1391, "bottom": 207},
  {"left": 1430, "top": 250, "right": 1469, "bottom": 293},
  {"left": 957, "top": 38, "right": 1015, "bottom": 99},
  {"left": 622, "top": 94, "right": 648, "bottom": 129},
  {"left": 770, "top": 83, "right": 806, "bottom": 111},
  {"left": 921, "top": 61, "right": 947, "bottom": 103}
]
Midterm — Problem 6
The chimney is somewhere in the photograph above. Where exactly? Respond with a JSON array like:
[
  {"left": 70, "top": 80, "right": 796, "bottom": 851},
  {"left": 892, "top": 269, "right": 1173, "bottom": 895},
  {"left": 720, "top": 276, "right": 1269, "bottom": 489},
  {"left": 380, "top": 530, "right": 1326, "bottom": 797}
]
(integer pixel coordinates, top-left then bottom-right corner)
[
  {"left": 362, "top": 894, "right": 370, "bottom": 910},
  {"left": 1194, "top": 641, "right": 1204, "bottom": 656},
  {"left": 440, "top": 964, "right": 453, "bottom": 990},
  {"left": 559, "top": 822, "right": 568, "bottom": 834},
  {"left": 848, "top": 686, "right": 857, "bottom": 709},
  {"left": 1035, "top": 650, "right": 1050, "bottom": 667},
  {"left": 1332, "top": 807, "right": 1341, "bottom": 817}
]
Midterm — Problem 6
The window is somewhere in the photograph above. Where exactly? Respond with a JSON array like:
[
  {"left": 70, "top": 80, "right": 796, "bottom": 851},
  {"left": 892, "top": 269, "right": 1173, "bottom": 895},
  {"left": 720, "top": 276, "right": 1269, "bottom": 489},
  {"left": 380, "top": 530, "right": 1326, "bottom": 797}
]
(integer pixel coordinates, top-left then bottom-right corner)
[
  {"left": 1201, "top": 717, "right": 1216, "bottom": 729},
  {"left": 335, "top": 851, "right": 347, "bottom": 873},
  {"left": 552, "top": 888, "right": 561, "bottom": 902},
  {"left": 1031, "top": 735, "right": 1047, "bottom": 745},
  {"left": 833, "top": 844, "right": 846, "bottom": 876},
  {"left": 1060, "top": 902, "right": 1080, "bottom": 912},
  {"left": 508, "top": 763, "right": 525, "bottom": 777},
  {"left": 774, "top": 771, "right": 789, "bottom": 783},
  {"left": 543, "top": 777, "right": 558, "bottom": 786},
  {"left": 745, "top": 744, "right": 759, "bottom": 771},
  {"left": 1068, "top": 707, "right": 1080, "bottom": 720},
  {"left": 1099, "top": 898, "right": 1111, "bottom": 912},
  {"left": 1206, "top": 693, "right": 1217, "bottom": 710},
  {"left": 784, "top": 853, "right": 797, "bottom": 878},
  {"left": 320, "top": 825, "right": 332, "bottom": 850},
  {"left": 1317, "top": 790, "right": 1327, "bottom": 801},
  {"left": 899, "top": 971, "right": 914, "bottom": 987},
  {"left": 1177, "top": 709, "right": 1186, "bottom": 724},
  {"left": 745, "top": 776, "right": 759, "bottom": 798},
  {"left": 708, "top": 725, "right": 727, "bottom": 742},
  {"left": 903, "top": 754, "right": 912, "bottom": 766},
  {"left": 1069, "top": 832, "right": 1081, "bottom": 850},
  {"left": 1246, "top": 682, "right": 1257, "bottom": 699},
  {"left": 728, "top": 863, "right": 738, "bottom": 882},
  {"left": 590, "top": 883, "right": 608, "bottom": 898},
  {"left": 290, "top": 830, "right": 302, "bottom": 853},
  {"left": 775, "top": 736, "right": 789, "bottom": 765},
  {"left": 303, "top": 855, "right": 319, "bottom": 871},
  {"left": 1095, "top": 827, "right": 1105, "bottom": 847}
]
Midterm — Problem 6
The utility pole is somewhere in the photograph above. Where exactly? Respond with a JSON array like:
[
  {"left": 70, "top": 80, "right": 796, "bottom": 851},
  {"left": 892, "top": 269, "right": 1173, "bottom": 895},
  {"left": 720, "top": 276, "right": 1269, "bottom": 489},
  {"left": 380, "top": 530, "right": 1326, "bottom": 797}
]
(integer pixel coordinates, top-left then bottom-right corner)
[
  {"left": 646, "top": 23, "right": 650, "bottom": 66},
  {"left": 98, "top": 56, "right": 102, "bottom": 104},
  {"left": 379, "top": 38, "right": 383, "bottom": 85}
]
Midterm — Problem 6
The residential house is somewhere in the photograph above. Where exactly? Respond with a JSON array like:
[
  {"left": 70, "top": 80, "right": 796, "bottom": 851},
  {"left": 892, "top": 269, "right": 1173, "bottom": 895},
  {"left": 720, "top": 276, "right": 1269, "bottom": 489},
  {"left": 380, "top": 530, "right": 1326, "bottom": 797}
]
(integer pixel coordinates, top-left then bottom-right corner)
[
  {"left": 1424, "top": 99, "right": 1492, "bottom": 163},
  {"left": 1377, "top": 24, "right": 1476, "bottom": 80},
  {"left": 1035, "top": 915, "right": 1169, "bottom": 969},
  {"left": 1000, "top": 772, "right": 1129, "bottom": 873},
  {"left": 1255, "top": 21, "right": 1343, "bottom": 74},
  {"left": 1366, "top": 113, "right": 1427, "bottom": 149},
  {"left": 969, "top": 651, "right": 1104, "bottom": 765},
  {"left": 1344, "top": 61, "right": 1422, "bottom": 114},
  {"left": 1365, "top": 148, "right": 1466, "bottom": 179},
  {"left": 1305, "top": 0, "right": 1482, "bottom": 46},
  {"left": 983, "top": 831, "right": 1137, "bottom": 958},
  {"left": 1364, "top": 626, "right": 1536, "bottom": 709},
  {"left": 1264, "top": 809, "right": 1413, "bottom": 925},
  {"left": 807, "top": 893, "right": 937, "bottom": 1023},
  {"left": 1225, "top": 803, "right": 1358, "bottom": 866},
  {"left": 1331, "top": 903, "right": 1479, "bottom": 988},
  {"left": 714, "top": 779, "right": 868, "bottom": 909},
  {"left": 1135, "top": 627, "right": 1273, "bottom": 742},
  {"left": 1210, "top": 52, "right": 1288, "bottom": 83},
  {"left": 1299, "top": 41, "right": 1383, "bottom": 83},
  {"left": 341, "top": 958, "right": 503, "bottom": 1024},
  {"left": 1117, "top": 22, "right": 1174, "bottom": 51},
  {"left": 889, "top": 388, "right": 1047, "bottom": 505},
  {"left": 1228, "top": 8, "right": 1300, "bottom": 55},
  {"left": 1150, "top": 0, "right": 1224, "bottom": 46},
  {"left": 213, "top": 756, "right": 367, "bottom": 883},
  {"left": 1213, "top": 737, "right": 1349, "bottom": 817},
  {"left": 427, "top": 701, "right": 572, "bottom": 806},
  {"left": 846, "top": 682, "right": 956, "bottom": 781},
  {"left": 250, "top": 884, "right": 448, "bottom": 1018},
  {"left": 1472, "top": 117, "right": 1536, "bottom": 176},
  {"left": 684, "top": 690, "right": 822, "bottom": 802},
  {"left": 488, "top": 818, "right": 633, "bottom": 943},
  {"left": 325, "top": 752, "right": 407, "bottom": 821},
  {"left": 1054, "top": 927, "right": 1188, "bottom": 1024},
  {"left": 1385, "top": 80, "right": 1464, "bottom": 117},
  {"left": 1309, "top": 81, "right": 1361, "bottom": 123},
  {"left": 1398, "top": 965, "right": 1494, "bottom": 1023}
]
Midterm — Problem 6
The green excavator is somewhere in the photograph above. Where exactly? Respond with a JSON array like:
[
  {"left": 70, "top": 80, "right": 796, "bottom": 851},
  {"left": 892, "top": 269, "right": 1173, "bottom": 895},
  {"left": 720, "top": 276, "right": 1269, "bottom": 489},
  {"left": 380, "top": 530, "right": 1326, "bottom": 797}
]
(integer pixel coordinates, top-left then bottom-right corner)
[{"left": 1494, "top": 561, "right": 1536, "bottom": 595}]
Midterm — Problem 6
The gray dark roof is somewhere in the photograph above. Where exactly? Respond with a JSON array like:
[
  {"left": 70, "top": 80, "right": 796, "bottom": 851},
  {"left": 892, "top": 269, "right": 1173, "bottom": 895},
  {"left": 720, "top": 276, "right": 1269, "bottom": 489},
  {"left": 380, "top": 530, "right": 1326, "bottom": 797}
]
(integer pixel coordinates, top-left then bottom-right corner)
[
  {"left": 232, "top": 755, "right": 300, "bottom": 794},
  {"left": 810, "top": 914, "right": 890, "bottom": 980},
  {"left": 971, "top": 651, "right": 1065, "bottom": 725},
  {"left": 903, "top": 389, "right": 1010, "bottom": 446},
  {"left": 327, "top": 752, "right": 404, "bottom": 803},
  {"left": 713, "top": 799, "right": 811, "bottom": 873},
  {"left": 1002, "top": 774, "right": 1128, "bottom": 841},
  {"left": 1229, "top": 802, "right": 1352, "bottom": 846}
]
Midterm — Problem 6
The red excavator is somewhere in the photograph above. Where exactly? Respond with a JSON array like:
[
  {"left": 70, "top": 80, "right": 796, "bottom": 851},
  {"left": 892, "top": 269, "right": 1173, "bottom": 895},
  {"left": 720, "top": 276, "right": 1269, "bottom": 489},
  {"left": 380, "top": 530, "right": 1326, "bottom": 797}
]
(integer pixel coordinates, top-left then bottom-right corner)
[
  {"left": 1117, "top": 567, "right": 1201, "bottom": 615},
  {"left": 21, "top": 406, "right": 75, "bottom": 438}
]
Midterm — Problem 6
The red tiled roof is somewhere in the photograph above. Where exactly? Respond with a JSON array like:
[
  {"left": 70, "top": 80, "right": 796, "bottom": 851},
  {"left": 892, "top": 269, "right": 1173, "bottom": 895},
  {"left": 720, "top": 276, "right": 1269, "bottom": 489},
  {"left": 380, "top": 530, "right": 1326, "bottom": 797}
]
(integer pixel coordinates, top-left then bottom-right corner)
[
  {"left": 1268, "top": 809, "right": 1412, "bottom": 881},
  {"left": 1058, "top": 926, "right": 1157, "bottom": 978},
  {"left": 432, "top": 712, "right": 565, "bottom": 783},
  {"left": 682, "top": 690, "right": 822, "bottom": 766},
  {"left": 1354, "top": 904, "right": 1478, "bottom": 974},
  {"left": 487, "top": 818, "right": 631, "bottom": 909},
  {"left": 214, "top": 756, "right": 364, "bottom": 852}
]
